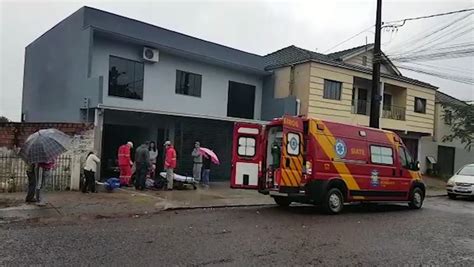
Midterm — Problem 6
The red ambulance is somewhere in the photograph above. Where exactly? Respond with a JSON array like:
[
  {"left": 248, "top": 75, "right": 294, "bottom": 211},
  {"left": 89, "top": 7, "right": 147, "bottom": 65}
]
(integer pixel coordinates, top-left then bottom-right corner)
[{"left": 231, "top": 116, "right": 425, "bottom": 214}]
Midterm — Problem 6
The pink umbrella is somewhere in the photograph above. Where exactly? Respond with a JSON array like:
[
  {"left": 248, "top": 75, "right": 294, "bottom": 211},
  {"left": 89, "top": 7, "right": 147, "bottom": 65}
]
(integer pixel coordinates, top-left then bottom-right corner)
[{"left": 199, "top": 147, "right": 220, "bottom": 165}]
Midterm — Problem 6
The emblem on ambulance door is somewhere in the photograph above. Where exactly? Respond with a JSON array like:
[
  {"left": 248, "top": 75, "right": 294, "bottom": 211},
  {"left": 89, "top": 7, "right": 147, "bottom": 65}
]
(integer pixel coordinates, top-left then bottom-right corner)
[
  {"left": 289, "top": 137, "right": 298, "bottom": 151},
  {"left": 334, "top": 139, "right": 347, "bottom": 158},
  {"left": 371, "top": 170, "right": 380, "bottom": 187}
]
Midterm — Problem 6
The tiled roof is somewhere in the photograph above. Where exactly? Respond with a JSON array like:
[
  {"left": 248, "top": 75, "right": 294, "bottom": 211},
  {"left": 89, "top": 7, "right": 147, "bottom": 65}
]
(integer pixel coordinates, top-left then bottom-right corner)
[
  {"left": 264, "top": 45, "right": 330, "bottom": 69},
  {"left": 263, "top": 45, "right": 437, "bottom": 89},
  {"left": 327, "top": 43, "right": 374, "bottom": 60},
  {"left": 435, "top": 91, "right": 468, "bottom": 105}
]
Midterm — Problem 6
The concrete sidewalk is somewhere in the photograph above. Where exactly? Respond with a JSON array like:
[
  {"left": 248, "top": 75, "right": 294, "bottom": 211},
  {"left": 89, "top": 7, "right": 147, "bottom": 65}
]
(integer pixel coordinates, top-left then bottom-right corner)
[
  {"left": 0, "top": 179, "right": 447, "bottom": 223},
  {"left": 0, "top": 182, "right": 273, "bottom": 223}
]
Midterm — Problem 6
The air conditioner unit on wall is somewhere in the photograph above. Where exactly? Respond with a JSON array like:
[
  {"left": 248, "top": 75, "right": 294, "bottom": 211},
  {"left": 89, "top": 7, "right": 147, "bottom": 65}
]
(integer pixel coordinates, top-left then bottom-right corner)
[{"left": 143, "top": 47, "right": 159, "bottom": 63}]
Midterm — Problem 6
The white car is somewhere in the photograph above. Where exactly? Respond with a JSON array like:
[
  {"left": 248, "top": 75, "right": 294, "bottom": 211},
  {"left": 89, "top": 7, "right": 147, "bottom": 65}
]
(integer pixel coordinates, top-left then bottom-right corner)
[{"left": 446, "top": 164, "right": 474, "bottom": 199}]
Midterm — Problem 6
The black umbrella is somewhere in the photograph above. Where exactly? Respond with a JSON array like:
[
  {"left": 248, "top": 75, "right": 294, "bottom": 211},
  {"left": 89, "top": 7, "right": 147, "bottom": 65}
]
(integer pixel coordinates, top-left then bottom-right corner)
[{"left": 19, "top": 129, "right": 72, "bottom": 164}]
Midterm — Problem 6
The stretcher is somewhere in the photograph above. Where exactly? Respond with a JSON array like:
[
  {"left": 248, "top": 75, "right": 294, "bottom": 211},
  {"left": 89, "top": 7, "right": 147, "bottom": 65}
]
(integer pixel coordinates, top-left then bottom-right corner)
[{"left": 159, "top": 172, "right": 197, "bottom": 190}]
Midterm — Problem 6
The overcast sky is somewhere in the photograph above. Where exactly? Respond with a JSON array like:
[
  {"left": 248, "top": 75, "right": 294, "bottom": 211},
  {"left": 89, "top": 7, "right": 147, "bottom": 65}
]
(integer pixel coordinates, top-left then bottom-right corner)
[{"left": 1, "top": 0, "right": 473, "bottom": 121}]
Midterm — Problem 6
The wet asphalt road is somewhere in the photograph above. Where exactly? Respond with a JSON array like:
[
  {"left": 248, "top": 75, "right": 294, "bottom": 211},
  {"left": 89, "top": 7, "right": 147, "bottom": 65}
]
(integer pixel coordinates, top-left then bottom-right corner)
[{"left": 0, "top": 197, "right": 473, "bottom": 266}]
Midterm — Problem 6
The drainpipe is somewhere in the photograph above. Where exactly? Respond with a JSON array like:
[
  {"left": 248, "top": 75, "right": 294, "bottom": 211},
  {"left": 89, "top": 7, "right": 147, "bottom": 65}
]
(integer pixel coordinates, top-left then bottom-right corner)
[{"left": 296, "top": 99, "right": 301, "bottom": 115}]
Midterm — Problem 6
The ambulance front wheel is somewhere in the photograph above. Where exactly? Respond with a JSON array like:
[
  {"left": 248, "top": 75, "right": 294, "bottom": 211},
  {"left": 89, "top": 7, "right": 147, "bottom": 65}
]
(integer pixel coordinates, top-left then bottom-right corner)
[
  {"left": 273, "top": 196, "right": 291, "bottom": 207},
  {"left": 323, "top": 188, "right": 344, "bottom": 214},
  {"left": 408, "top": 187, "right": 424, "bottom": 209}
]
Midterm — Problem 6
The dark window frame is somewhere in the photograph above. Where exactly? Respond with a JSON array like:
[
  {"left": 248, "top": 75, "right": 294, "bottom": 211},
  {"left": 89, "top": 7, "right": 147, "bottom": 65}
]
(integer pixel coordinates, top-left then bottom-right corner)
[
  {"left": 175, "top": 70, "right": 202, "bottom": 97},
  {"left": 370, "top": 145, "right": 394, "bottom": 165},
  {"left": 414, "top": 97, "right": 427, "bottom": 113},
  {"left": 108, "top": 55, "right": 144, "bottom": 100},
  {"left": 383, "top": 93, "right": 392, "bottom": 111},
  {"left": 323, "top": 79, "right": 342, "bottom": 100}
]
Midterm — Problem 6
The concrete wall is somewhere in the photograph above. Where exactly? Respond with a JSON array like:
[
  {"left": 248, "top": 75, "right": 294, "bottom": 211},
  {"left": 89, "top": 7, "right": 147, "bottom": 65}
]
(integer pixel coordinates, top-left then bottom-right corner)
[
  {"left": 271, "top": 63, "right": 310, "bottom": 115},
  {"left": 261, "top": 75, "right": 297, "bottom": 121},
  {"left": 22, "top": 9, "right": 95, "bottom": 123},
  {"left": 91, "top": 36, "right": 264, "bottom": 120},
  {"left": 419, "top": 103, "right": 474, "bottom": 173}
]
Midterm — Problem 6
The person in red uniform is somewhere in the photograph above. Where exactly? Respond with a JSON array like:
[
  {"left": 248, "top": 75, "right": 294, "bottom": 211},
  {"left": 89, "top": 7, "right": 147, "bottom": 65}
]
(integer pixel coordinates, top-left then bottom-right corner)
[
  {"left": 164, "top": 141, "right": 177, "bottom": 190},
  {"left": 118, "top": 141, "right": 133, "bottom": 186}
]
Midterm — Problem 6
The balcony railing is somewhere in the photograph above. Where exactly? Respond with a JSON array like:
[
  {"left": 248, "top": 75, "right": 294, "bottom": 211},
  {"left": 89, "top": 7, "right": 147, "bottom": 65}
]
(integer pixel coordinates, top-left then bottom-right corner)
[
  {"left": 382, "top": 105, "right": 406, "bottom": 121},
  {"left": 351, "top": 99, "right": 406, "bottom": 121}
]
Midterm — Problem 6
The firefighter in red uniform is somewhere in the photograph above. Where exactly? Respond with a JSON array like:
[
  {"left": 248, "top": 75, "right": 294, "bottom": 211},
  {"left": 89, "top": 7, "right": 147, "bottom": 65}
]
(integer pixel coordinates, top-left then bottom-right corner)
[{"left": 118, "top": 141, "right": 133, "bottom": 186}]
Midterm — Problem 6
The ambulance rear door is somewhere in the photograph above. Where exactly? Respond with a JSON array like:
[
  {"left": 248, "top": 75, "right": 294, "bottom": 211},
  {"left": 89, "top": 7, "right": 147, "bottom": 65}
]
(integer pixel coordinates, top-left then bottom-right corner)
[
  {"left": 280, "top": 116, "right": 305, "bottom": 189},
  {"left": 230, "top": 123, "right": 263, "bottom": 189}
]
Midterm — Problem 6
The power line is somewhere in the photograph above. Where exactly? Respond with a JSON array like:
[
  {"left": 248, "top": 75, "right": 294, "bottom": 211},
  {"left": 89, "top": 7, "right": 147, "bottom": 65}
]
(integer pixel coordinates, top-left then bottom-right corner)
[
  {"left": 386, "top": 11, "right": 473, "bottom": 55},
  {"left": 397, "top": 64, "right": 474, "bottom": 85},
  {"left": 323, "top": 25, "right": 374, "bottom": 53},
  {"left": 385, "top": 7, "right": 474, "bottom": 24}
]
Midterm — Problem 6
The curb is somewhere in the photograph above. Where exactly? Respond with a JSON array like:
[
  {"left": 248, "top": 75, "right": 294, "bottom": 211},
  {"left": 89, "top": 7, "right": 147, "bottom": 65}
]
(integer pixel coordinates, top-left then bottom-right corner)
[
  {"left": 163, "top": 203, "right": 275, "bottom": 211},
  {"left": 426, "top": 194, "right": 447, "bottom": 198}
]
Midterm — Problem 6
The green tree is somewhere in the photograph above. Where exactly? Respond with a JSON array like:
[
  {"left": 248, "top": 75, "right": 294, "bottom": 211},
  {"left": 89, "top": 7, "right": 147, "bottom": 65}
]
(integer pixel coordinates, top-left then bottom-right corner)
[
  {"left": 0, "top": 116, "right": 9, "bottom": 123},
  {"left": 442, "top": 103, "right": 474, "bottom": 151}
]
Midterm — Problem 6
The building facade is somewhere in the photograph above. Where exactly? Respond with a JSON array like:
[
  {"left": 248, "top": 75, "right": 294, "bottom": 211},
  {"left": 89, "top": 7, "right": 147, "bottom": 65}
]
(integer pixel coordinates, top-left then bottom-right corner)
[
  {"left": 22, "top": 7, "right": 439, "bottom": 180},
  {"left": 264, "top": 45, "right": 437, "bottom": 161},
  {"left": 419, "top": 92, "right": 474, "bottom": 176},
  {"left": 22, "top": 7, "right": 290, "bottom": 179}
]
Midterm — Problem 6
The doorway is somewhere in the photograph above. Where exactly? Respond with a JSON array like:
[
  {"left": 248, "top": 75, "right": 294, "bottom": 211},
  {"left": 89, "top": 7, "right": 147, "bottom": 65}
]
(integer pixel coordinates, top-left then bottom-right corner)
[{"left": 437, "top": 146, "right": 455, "bottom": 176}]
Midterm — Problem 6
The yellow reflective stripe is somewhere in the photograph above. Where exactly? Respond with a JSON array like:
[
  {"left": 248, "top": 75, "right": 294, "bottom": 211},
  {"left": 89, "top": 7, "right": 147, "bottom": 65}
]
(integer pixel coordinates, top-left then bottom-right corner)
[{"left": 312, "top": 120, "right": 360, "bottom": 191}]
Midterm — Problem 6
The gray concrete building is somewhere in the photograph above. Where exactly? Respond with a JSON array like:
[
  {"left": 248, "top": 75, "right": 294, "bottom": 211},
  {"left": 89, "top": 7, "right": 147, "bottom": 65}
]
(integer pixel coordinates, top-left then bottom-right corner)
[
  {"left": 22, "top": 7, "right": 296, "bottom": 179},
  {"left": 419, "top": 91, "right": 474, "bottom": 176}
]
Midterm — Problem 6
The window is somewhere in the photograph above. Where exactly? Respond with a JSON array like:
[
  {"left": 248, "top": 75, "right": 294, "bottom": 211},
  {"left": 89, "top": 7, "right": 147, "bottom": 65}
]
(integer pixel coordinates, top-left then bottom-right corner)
[
  {"left": 323, "top": 79, "right": 342, "bottom": 100},
  {"left": 414, "top": 97, "right": 426, "bottom": 113},
  {"left": 227, "top": 81, "right": 256, "bottom": 119},
  {"left": 370, "top": 145, "right": 394, "bottom": 165},
  {"left": 108, "top": 56, "right": 144, "bottom": 100},
  {"left": 175, "top": 70, "right": 202, "bottom": 97},
  {"left": 383, "top": 93, "right": 392, "bottom": 111},
  {"left": 444, "top": 110, "right": 452, "bottom": 125},
  {"left": 399, "top": 147, "right": 413, "bottom": 168},
  {"left": 286, "top": 133, "right": 300, "bottom": 156},
  {"left": 238, "top": 137, "right": 256, "bottom": 157}
]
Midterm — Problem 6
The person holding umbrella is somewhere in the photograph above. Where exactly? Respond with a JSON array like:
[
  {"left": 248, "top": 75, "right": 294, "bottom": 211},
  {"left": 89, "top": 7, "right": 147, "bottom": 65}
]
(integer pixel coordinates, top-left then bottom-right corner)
[
  {"left": 198, "top": 147, "right": 220, "bottom": 188},
  {"left": 19, "top": 128, "right": 72, "bottom": 206}
]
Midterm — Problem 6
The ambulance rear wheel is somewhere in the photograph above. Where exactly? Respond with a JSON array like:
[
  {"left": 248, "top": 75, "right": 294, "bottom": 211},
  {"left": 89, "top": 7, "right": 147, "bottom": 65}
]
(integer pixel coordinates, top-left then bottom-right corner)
[
  {"left": 323, "top": 188, "right": 344, "bottom": 214},
  {"left": 273, "top": 196, "right": 291, "bottom": 207}
]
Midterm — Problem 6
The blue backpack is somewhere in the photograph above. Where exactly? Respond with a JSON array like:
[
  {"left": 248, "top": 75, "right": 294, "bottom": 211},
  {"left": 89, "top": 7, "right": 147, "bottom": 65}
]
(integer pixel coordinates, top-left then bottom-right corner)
[{"left": 104, "top": 178, "right": 120, "bottom": 192}]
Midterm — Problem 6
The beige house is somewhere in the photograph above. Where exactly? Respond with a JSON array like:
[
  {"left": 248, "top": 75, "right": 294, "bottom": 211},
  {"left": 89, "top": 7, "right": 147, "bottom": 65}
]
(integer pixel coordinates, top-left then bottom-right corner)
[
  {"left": 419, "top": 92, "right": 474, "bottom": 176},
  {"left": 264, "top": 44, "right": 437, "bottom": 159}
]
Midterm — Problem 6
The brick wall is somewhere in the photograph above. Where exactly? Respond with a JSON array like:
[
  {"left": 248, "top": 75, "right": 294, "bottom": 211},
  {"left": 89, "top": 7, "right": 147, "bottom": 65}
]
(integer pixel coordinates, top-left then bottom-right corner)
[
  {"left": 0, "top": 122, "right": 96, "bottom": 191},
  {"left": 0, "top": 122, "right": 94, "bottom": 150}
]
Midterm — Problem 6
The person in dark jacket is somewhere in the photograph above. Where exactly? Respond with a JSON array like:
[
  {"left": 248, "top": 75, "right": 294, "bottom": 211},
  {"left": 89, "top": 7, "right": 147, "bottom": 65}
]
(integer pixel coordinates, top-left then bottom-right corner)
[
  {"left": 201, "top": 155, "right": 211, "bottom": 188},
  {"left": 134, "top": 142, "right": 151, "bottom": 191},
  {"left": 25, "top": 164, "right": 36, "bottom": 203}
]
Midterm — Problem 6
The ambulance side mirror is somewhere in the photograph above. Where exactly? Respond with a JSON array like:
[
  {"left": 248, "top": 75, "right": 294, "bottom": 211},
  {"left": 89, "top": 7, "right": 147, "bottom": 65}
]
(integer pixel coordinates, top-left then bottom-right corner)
[{"left": 410, "top": 161, "right": 420, "bottom": 171}]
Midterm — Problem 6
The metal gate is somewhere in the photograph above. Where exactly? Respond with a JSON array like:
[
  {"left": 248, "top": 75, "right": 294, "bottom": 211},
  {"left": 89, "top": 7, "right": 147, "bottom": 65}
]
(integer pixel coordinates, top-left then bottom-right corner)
[{"left": 0, "top": 154, "right": 72, "bottom": 193}]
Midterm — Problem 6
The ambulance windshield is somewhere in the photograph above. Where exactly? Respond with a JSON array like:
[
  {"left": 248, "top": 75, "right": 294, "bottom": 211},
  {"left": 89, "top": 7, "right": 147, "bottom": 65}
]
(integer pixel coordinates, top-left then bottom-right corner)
[{"left": 267, "top": 126, "right": 283, "bottom": 169}]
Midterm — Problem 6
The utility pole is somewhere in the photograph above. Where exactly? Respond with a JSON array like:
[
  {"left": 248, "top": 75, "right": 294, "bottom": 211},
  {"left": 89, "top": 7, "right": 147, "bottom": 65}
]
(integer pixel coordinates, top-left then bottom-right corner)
[{"left": 369, "top": 0, "right": 383, "bottom": 128}]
